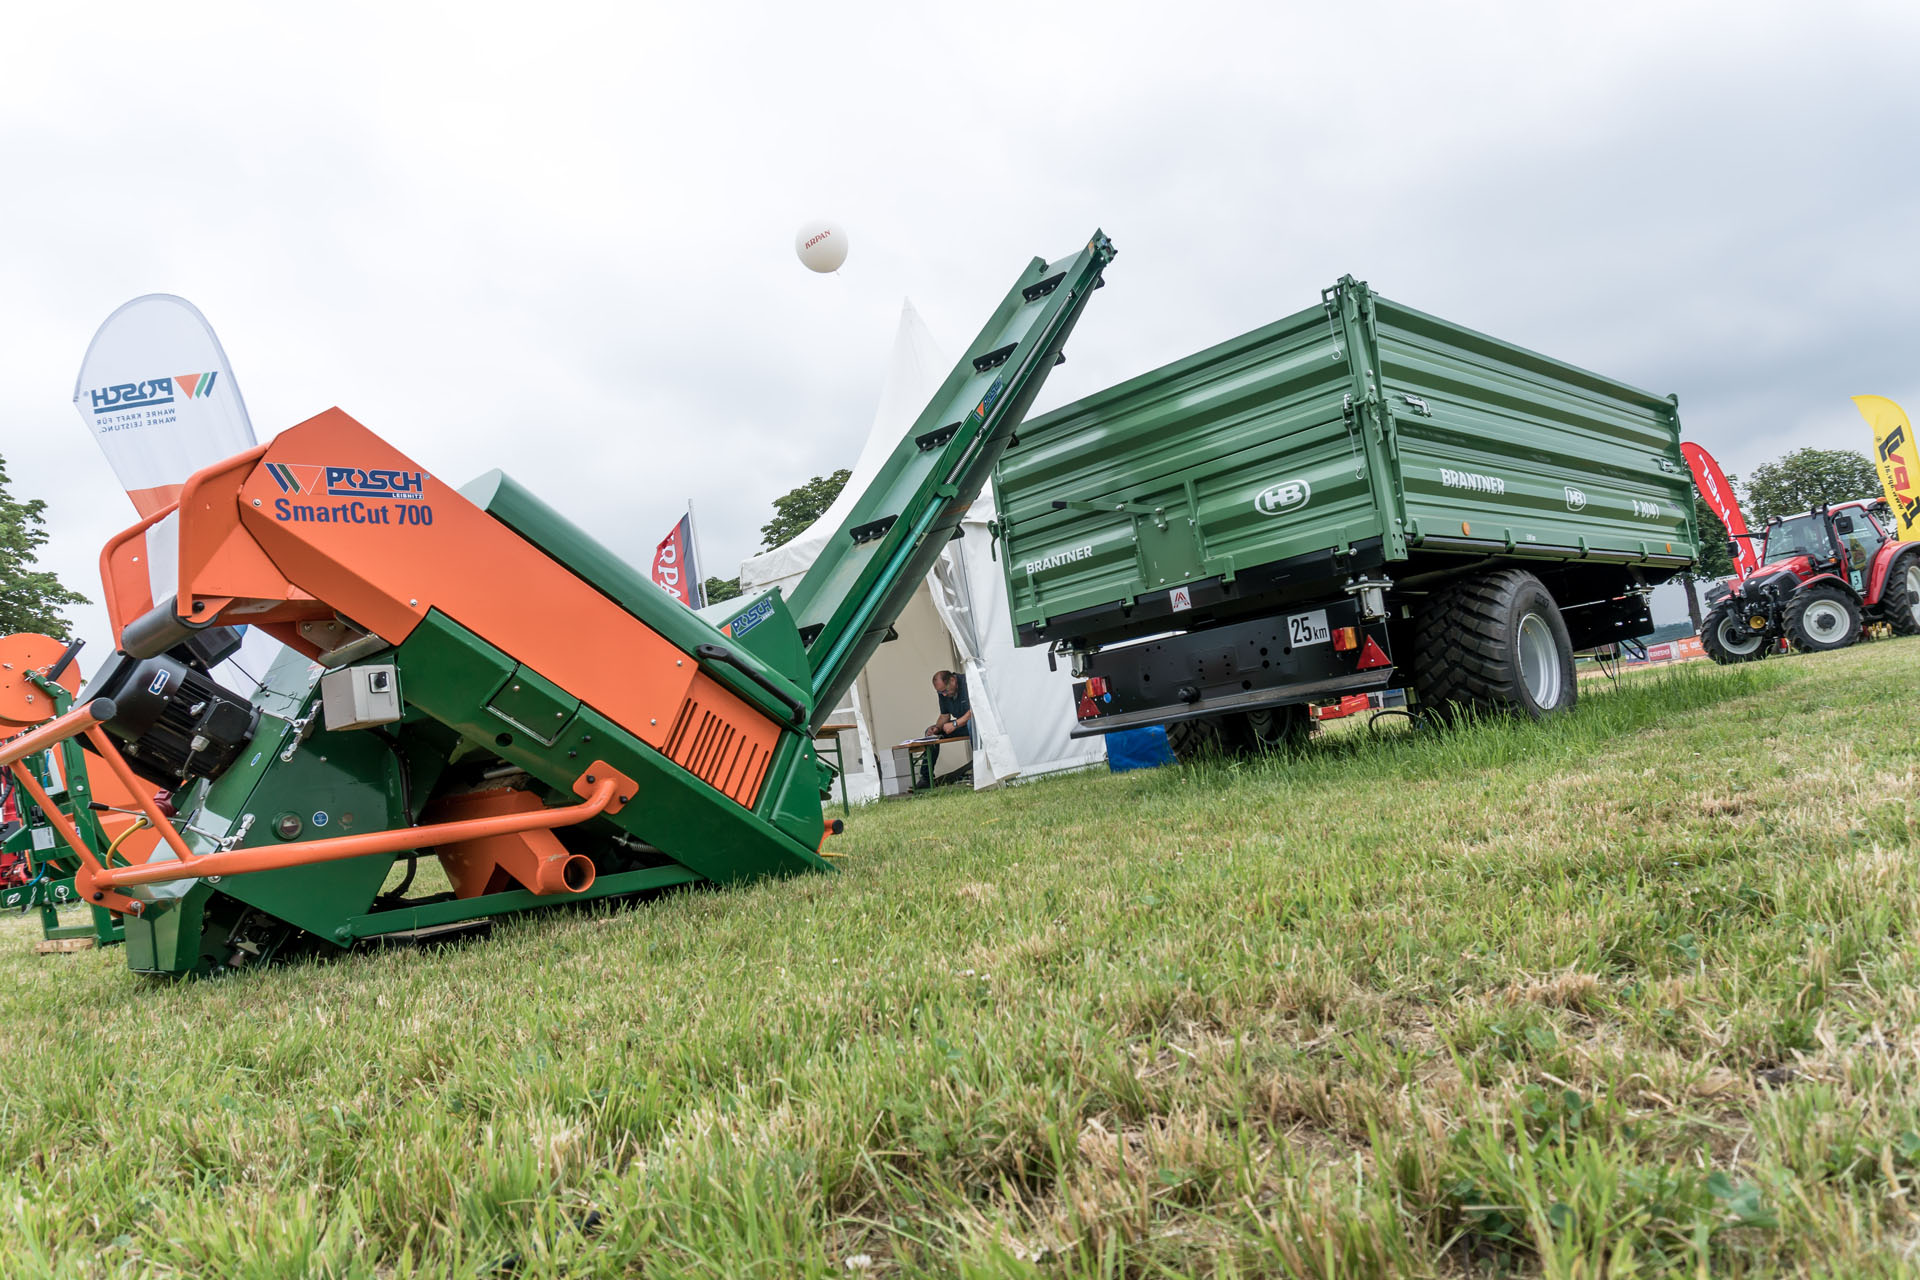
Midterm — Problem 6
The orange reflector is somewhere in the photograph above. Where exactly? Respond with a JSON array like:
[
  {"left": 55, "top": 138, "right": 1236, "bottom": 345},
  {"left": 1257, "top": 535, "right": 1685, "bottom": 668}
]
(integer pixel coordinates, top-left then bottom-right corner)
[
  {"left": 1356, "top": 636, "right": 1392, "bottom": 671},
  {"left": 1333, "top": 626, "right": 1359, "bottom": 651}
]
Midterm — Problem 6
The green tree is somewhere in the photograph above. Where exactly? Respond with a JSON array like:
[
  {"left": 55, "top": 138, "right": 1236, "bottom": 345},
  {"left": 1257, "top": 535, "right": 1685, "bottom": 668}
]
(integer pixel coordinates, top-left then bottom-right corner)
[
  {"left": 697, "top": 468, "right": 852, "bottom": 607},
  {"left": 0, "top": 453, "right": 88, "bottom": 636},
  {"left": 1744, "top": 448, "right": 1880, "bottom": 525},
  {"left": 760, "top": 469, "right": 851, "bottom": 550}
]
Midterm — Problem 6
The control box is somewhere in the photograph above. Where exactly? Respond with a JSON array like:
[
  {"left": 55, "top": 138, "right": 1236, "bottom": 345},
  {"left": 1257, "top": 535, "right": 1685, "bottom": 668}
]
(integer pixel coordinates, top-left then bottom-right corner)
[{"left": 320, "top": 663, "right": 402, "bottom": 731}]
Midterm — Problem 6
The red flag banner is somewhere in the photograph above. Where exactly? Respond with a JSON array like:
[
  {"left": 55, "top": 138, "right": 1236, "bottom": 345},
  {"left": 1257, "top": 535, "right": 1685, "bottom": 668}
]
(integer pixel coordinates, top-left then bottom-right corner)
[
  {"left": 1680, "top": 442, "right": 1759, "bottom": 579},
  {"left": 650, "top": 514, "right": 701, "bottom": 607}
]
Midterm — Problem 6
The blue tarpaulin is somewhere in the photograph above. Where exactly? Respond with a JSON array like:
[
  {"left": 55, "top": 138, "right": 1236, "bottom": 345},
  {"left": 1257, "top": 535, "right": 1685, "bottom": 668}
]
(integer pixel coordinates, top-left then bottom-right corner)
[{"left": 1104, "top": 726, "right": 1175, "bottom": 772}]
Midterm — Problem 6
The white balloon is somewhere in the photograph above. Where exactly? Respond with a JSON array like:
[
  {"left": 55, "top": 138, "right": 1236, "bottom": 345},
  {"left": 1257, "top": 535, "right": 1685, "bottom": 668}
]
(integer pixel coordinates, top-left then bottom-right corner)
[{"left": 795, "top": 221, "right": 848, "bottom": 273}]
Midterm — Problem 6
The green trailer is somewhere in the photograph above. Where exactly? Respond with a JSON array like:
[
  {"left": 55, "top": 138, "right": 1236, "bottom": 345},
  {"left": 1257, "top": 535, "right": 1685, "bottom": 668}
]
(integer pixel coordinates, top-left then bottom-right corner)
[{"left": 993, "top": 275, "right": 1697, "bottom": 754}]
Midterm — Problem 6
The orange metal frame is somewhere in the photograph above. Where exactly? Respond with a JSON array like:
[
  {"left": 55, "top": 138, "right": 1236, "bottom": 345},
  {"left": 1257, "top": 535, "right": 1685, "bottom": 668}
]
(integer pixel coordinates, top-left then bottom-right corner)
[
  {"left": 4, "top": 697, "right": 635, "bottom": 914},
  {"left": 83, "top": 761, "right": 633, "bottom": 893}
]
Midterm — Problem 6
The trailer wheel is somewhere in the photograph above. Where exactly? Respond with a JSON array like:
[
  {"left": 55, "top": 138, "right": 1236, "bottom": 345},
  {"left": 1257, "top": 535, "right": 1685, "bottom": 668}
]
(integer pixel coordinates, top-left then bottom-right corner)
[
  {"left": 1881, "top": 556, "right": 1920, "bottom": 636},
  {"left": 1239, "top": 705, "right": 1314, "bottom": 752},
  {"left": 1411, "top": 569, "right": 1578, "bottom": 721},
  {"left": 1164, "top": 716, "right": 1229, "bottom": 763},
  {"left": 1786, "top": 586, "right": 1861, "bottom": 652},
  {"left": 1701, "top": 604, "right": 1768, "bottom": 664}
]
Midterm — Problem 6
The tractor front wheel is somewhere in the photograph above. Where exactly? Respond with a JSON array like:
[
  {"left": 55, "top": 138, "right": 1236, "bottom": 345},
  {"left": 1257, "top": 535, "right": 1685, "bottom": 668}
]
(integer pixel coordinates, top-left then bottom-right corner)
[
  {"left": 1881, "top": 557, "right": 1920, "bottom": 636},
  {"left": 1701, "top": 604, "right": 1768, "bottom": 664},
  {"left": 1787, "top": 586, "right": 1861, "bottom": 653}
]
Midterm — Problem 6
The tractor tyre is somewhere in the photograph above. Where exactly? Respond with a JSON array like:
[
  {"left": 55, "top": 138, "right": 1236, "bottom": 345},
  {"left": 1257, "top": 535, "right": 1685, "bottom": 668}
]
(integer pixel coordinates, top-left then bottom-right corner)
[
  {"left": 1239, "top": 704, "right": 1314, "bottom": 752},
  {"left": 1701, "top": 604, "right": 1768, "bottom": 664},
  {"left": 1164, "top": 715, "right": 1230, "bottom": 763},
  {"left": 1411, "top": 568, "right": 1577, "bottom": 722},
  {"left": 1881, "top": 555, "right": 1920, "bottom": 636},
  {"left": 1786, "top": 585, "right": 1861, "bottom": 653}
]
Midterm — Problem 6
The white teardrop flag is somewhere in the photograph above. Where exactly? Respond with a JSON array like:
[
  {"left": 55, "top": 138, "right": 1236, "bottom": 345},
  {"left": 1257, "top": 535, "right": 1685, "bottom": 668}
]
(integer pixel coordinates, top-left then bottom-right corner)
[{"left": 72, "top": 295, "right": 257, "bottom": 517}]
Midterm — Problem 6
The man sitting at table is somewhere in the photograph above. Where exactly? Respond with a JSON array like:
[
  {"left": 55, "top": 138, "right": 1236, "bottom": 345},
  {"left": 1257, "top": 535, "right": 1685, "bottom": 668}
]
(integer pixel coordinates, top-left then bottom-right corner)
[{"left": 919, "top": 669, "right": 972, "bottom": 788}]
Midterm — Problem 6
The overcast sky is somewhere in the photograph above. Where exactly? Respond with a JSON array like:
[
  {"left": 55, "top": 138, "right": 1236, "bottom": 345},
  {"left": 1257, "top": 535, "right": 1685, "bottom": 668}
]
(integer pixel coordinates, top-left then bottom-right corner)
[{"left": 4, "top": 2, "right": 1917, "bottom": 655}]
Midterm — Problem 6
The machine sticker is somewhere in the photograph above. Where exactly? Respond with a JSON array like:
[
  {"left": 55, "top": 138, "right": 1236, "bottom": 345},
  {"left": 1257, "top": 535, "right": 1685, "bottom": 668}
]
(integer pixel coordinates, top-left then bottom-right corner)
[
  {"left": 148, "top": 670, "right": 171, "bottom": 696},
  {"left": 1024, "top": 543, "right": 1094, "bottom": 575},
  {"left": 1254, "top": 479, "right": 1311, "bottom": 516},
  {"left": 311, "top": 811, "right": 329, "bottom": 828},
  {"left": 266, "top": 462, "right": 435, "bottom": 527},
  {"left": 1629, "top": 498, "right": 1663, "bottom": 519},
  {"left": 726, "top": 595, "right": 777, "bottom": 638},
  {"left": 1564, "top": 486, "right": 1589, "bottom": 511},
  {"left": 1286, "top": 609, "right": 1331, "bottom": 648},
  {"left": 1170, "top": 585, "right": 1193, "bottom": 612},
  {"left": 1439, "top": 467, "right": 1507, "bottom": 495}
]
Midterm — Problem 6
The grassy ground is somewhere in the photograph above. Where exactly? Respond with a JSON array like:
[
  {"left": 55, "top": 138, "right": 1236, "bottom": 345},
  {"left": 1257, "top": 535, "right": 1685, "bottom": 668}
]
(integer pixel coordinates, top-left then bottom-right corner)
[{"left": 3, "top": 639, "right": 1918, "bottom": 1278}]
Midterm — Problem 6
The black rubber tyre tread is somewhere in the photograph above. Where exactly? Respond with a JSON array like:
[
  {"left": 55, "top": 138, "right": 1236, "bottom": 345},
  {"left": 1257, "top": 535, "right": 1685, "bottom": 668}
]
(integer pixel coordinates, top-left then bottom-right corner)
[
  {"left": 1701, "top": 604, "right": 1768, "bottom": 664},
  {"left": 1880, "top": 552, "right": 1920, "bottom": 636},
  {"left": 1164, "top": 716, "right": 1227, "bottom": 763},
  {"left": 1410, "top": 568, "right": 1577, "bottom": 722},
  {"left": 1242, "top": 704, "right": 1314, "bottom": 752},
  {"left": 1786, "top": 585, "right": 1861, "bottom": 653}
]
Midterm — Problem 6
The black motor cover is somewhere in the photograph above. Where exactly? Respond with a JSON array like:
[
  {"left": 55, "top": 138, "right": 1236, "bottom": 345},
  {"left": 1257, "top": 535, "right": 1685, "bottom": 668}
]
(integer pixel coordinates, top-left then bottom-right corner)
[{"left": 82, "top": 651, "right": 260, "bottom": 787}]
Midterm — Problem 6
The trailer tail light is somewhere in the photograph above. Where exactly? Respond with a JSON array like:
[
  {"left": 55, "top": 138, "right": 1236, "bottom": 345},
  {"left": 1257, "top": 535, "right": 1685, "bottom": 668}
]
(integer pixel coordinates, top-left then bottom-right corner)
[
  {"left": 1333, "top": 627, "right": 1359, "bottom": 652},
  {"left": 1076, "top": 676, "right": 1110, "bottom": 721}
]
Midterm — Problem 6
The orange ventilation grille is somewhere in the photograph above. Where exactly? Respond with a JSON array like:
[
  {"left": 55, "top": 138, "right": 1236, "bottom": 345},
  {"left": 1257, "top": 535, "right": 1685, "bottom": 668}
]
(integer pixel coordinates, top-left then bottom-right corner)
[{"left": 662, "top": 678, "right": 775, "bottom": 807}]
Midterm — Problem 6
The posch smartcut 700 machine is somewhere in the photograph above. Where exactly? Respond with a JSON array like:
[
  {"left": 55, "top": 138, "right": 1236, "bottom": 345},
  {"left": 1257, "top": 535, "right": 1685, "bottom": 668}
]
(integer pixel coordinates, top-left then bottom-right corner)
[{"left": 0, "top": 233, "right": 1114, "bottom": 976}]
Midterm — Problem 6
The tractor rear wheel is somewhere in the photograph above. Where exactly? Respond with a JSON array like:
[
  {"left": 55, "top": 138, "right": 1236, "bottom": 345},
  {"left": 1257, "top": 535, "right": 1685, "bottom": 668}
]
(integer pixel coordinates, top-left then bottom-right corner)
[
  {"left": 1787, "top": 586, "right": 1861, "bottom": 653},
  {"left": 1411, "top": 568, "right": 1577, "bottom": 721},
  {"left": 1701, "top": 604, "right": 1768, "bottom": 664},
  {"left": 1882, "top": 557, "right": 1920, "bottom": 636}
]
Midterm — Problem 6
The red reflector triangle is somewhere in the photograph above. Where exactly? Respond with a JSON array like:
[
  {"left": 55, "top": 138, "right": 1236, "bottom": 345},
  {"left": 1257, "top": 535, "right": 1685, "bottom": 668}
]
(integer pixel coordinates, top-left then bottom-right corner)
[{"left": 1356, "top": 636, "right": 1391, "bottom": 670}]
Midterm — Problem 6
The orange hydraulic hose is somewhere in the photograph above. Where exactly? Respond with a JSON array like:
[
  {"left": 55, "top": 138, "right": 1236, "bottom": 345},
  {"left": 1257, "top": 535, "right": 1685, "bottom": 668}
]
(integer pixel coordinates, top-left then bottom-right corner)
[
  {"left": 0, "top": 699, "right": 116, "bottom": 769},
  {"left": 91, "top": 772, "right": 626, "bottom": 890}
]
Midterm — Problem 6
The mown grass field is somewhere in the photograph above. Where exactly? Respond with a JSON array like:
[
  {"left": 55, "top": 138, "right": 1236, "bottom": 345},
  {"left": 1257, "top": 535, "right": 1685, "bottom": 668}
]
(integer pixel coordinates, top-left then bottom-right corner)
[{"left": 4, "top": 640, "right": 1918, "bottom": 1278}]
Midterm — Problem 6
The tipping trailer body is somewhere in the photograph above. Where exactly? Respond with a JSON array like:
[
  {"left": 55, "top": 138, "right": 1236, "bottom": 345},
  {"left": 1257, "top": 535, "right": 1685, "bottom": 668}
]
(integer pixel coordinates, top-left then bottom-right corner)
[
  {"left": 992, "top": 276, "right": 1697, "bottom": 739},
  {"left": 1, "top": 232, "right": 1113, "bottom": 976}
]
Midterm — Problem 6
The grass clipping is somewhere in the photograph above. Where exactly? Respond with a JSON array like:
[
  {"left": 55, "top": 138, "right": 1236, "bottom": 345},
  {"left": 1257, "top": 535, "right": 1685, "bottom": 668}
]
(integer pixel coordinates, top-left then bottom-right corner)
[{"left": 4, "top": 643, "right": 1919, "bottom": 1277}]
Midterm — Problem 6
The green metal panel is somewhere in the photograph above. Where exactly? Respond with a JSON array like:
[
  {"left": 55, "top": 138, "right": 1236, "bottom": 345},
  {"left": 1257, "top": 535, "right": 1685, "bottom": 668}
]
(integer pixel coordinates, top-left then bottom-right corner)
[
  {"left": 345, "top": 864, "right": 702, "bottom": 939},
  {"left": 994, "top": 275, "right": 1696, "bottom": 637},
  {"left": 486, "top": 664, "right": 579, "bottom": 746},
  {"left": 1367, "top": 287, "right": 1694, "bottom": 558},
  {"left": 787, "top": 232, "right": 1117, "bottom": 721},
  {"left": 203, "top": 723, "right": 408, "bottom": 944},
  {"left": 460, "top": 471, "right": 813, "bottom": 727},
  {"left": 393, "top": 612, "right": 829, "bottom": 890},
  {"left": 995, "top": 297, "right": 1382, "bottom": 628}
]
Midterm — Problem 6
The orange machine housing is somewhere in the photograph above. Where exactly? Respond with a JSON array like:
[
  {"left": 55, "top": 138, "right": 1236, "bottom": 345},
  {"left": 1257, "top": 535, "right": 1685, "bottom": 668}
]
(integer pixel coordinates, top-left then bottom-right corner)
[{"left": 99, "top": 409, "right": 781, "bottom": 809}]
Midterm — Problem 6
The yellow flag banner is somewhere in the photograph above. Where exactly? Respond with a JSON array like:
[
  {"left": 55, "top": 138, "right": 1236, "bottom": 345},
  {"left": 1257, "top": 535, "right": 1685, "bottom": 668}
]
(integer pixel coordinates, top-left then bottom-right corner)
[{"left": 1853, "top": 395, "right": 1920, "bottom": 540}]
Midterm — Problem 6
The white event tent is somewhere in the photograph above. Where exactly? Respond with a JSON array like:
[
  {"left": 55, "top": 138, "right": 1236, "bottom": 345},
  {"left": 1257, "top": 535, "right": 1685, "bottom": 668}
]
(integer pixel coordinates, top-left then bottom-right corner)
[{"left": 737, "top": 301, "right": 1104, "bottom": 801}]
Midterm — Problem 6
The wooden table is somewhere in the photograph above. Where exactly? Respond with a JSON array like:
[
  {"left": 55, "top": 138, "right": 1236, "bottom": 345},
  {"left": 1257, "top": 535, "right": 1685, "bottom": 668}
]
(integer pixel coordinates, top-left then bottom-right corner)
[{"left": 891, "top": 733, "right": 971, "bottom": 795}]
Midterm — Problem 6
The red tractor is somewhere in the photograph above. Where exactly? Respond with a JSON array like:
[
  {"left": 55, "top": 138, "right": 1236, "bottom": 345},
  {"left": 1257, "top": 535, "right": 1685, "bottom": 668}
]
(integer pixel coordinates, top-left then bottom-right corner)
[{"left": 1703, "top": 499, "right": 1920, "bottom": 662}]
